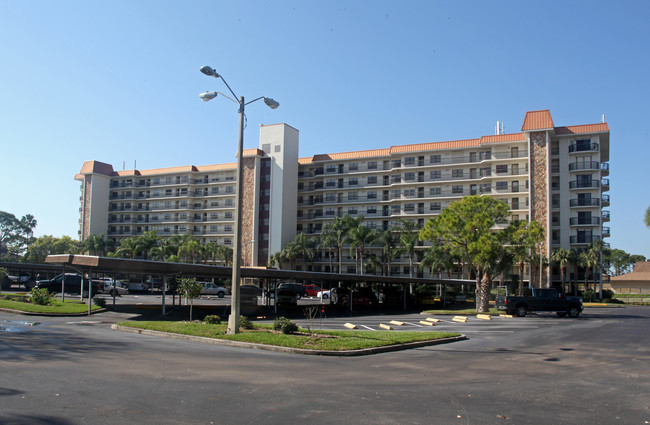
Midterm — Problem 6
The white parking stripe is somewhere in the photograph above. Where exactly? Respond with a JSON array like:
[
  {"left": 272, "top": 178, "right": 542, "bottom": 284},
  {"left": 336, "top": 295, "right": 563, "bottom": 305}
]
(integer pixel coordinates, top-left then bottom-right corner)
[{"left": 359, "top": 325, "right": 376, "bottom": 331}]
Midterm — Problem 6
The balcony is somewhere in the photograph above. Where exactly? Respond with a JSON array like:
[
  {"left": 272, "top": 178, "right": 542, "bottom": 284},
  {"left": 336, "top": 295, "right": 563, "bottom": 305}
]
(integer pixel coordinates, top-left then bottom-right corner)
[
  {"left": 602, "top": 210, "right": 610, "bottom": 221},
  {"left": 601, "top": 194, "right": 610, "bottom": 206},
  {"left": 601, "top": 178, "right": 610, "bottom": 191},
  {"left": 569, "top": 198, "right": 600, "bottom": 207},
  {"left": 601, "top": 162, "right": 609, "bottom": 175},
  {"left": 569, "top": 217, "right": 601, "bottom": 226},
  {"left": 602, "top": 226, "right": 611, "bottom": 237},
  {"left": 569, "top": 142, "right": 599, "bottom": 153},
  {"left": 570, "top": 235, "right": 601, "bottom": 244},
  {"left": 569, "top": 180, "right": 600, "bottom": 189},
  {"left": 569, "top": 161, "right": 600, "bottom": 172}
]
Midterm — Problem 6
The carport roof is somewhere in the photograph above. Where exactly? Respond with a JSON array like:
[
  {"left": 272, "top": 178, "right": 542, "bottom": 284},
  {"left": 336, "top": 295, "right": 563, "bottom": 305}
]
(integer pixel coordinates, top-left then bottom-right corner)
[{"left": 44, "top": 255, "right": 474, "bottom": 287}]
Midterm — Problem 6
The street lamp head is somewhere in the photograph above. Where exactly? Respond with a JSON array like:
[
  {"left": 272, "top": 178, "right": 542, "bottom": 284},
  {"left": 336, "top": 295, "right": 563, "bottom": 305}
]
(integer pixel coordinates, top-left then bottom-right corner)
[
  {"left": 263, "top": 97, "right": 280, "bottom": 109},
  {"left": 200, "top": 65, "right": 220, "bottom": 78},
  {"left": 199, "top": 91, "right": 218, "bottom": 102}
]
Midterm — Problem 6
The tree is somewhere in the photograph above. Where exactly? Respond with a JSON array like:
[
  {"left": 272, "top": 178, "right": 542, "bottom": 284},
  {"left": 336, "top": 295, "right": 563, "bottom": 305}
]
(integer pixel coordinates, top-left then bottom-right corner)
[
  {"left": 24, "top": 235, "right": 82, "bottom": 263},
  {"left": 318, "top": 231, "right": 337, "bottom": 273},
  {"left": 83, "top": 233, "right": 109, "bottom": 256},
  {"left": 321, "top": 215, "right": 355, "bottom": 273},
  {"left": 113, "top": 236, "right": 139, "bottom": 259},
  {"left": 397, "top": 219, "right": 419, "bottom": 292},
  {"left": 377, "top": 228, "right": 398, "bottom": 276},
  {"left": 567, "top": 248, "right": 581, "bottom": 296},
  {"left": 135, "top": 231, "right": 158, "bottom": 260},
  {"left": 645, "top": 205, "right": 650, "bottom": 228},
  {"left": 176, "top": 277, "right": 204, "bottom": 321},
  {"left": 0, "top": 211, "right": 35, "bottom": 260},
  {"left": 579, "top": 248, "right": 599, "bottom": 292},
  {"left": 420, "top": 243, "right": 455, "bottom": 279},
  {"left": 551, "top": 247, "right": 571, "bottom": 294},
  {"left": 509, "top": 220, "right": 544, "bottom": 295},
  {"left": 216, "top": 244, "right": 233, "bottom": 266},
  {"left": 420, "top": 195, "right": 510, "bottom": 313},
  {"left": 348, "top": 217, "right": 377, "bottom": 275},
  {"left": 179, "top": 240, "right": 202, "bottom": 263}
]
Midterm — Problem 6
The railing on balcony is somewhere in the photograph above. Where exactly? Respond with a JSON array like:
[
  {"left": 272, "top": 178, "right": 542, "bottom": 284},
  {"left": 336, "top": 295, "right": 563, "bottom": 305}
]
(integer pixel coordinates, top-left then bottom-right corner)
[
  {"left": 602, "top": 226, "right": 610, "bottom": 237},
  {"left": 569, "top": 143, "right": 599, "bottom": 153},
  {"left": 601, "top": 178, "right": 610, "bottom": 189},
  {"left": 569, "top": 180, "right": 600, "bottom": 189},
  {"left": 602, "top": 210, "right": 610, "bottom": 220},
  {"left": 570, "top": 198, "right": 600, "bottom": 207},
  {"left": 569, "top": 161, "right": 599, "bottom": 171},
  {"left": 569, "top": 217, "right": 601, "bottom": 225},
  {"left": 570, "top": 235, "right": 601, "bottom": 244},
  {"left": 601, "top": 194, "right": 610, "bottom": 205},
  {"left": 601, "top": 163, "right": 609, "bottom": 172}
]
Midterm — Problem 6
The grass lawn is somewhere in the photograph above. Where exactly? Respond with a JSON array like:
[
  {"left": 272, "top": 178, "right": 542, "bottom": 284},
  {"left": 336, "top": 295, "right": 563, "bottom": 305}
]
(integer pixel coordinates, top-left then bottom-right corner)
[
  {"left": 0, "top": 297, "right": 102, "bottom": 314},
  {"left": 116, "top": 321, "right": 461, "bottom": 351}
]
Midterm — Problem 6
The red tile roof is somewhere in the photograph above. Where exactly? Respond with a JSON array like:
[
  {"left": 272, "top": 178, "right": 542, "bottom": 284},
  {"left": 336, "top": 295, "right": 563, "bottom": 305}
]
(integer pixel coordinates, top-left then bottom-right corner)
[
  {"left": 521, "top": 110, "right": 554, "bottom": 131},
  {"left": 555, "top": 123, "right": 609, "bottom": 135}
]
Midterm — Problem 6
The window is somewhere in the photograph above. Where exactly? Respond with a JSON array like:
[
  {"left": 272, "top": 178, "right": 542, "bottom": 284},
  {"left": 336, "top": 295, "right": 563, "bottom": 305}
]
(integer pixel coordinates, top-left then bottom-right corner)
[
  {"left": 326, "top": 179, "right": 336, "bottom": 187},
  {"left": 391, "top": 174, "right": 401, "bottom": 183},
  {"left": 429, "top": 187, "right": 441, "bottom": 195},
  {"left": 496, "top": 164, "right": 508, "bottom": 174},
  {"left": 225, "top": 199, "right": 233, "bottom": 206},
  {"left": 391, "top": 189, "right": 401, "bottom": 199},
  {"left": 210, "top": 201, "right": 219, "bottom": 207},
  {"left": 367, "top": 176, "right": 377, "bottom": 184},
  {"left": 430, "top": 171, "right": 441, "bottom": 180},
  {"left": 165, "top": 189, "right": 172, "bottom": 196},
  {"left": 452, "top": 185, "right": 463, "bottom": 194},
  {"left": 211, "top": 187, "right": 219, "bottom": 194},
  {"left": 325, "top": 193, "right": 336, "bottom": 202},
  {"left": 404, "top": 172, "right": 415, "bottom": 181},
  {"left": 348, "top": 192, "right": 359, "bottom": 200},
  {"left": 348, "top": 207, "right": 357, "bottom": 215},
  {"left": 224, "top": 238, "right": 232, "bottom": 245},
  {"left": 326, "top": 165, "right": 336, "bottom": 173},
  {"left": 224, "top": 225, "right": 232, "bottom": 232},
  {"left": 349, "top": 178, "right": 358, "bottom": 185},
  {"left": 210, "top": 213, "right": 219, "bottom": 219},
  {"left": 404, "top": 189, "right": 415, "bottom": 197},
  {"left": 404, "top": 157, "right": 415, "bottom": 166},
  {"left": 225, "top": 212, "right": 233, "bottom": 219},
  {"left": 392, "top": 159, "right": 401, "bottom": 168},
  {"left": 349, "top": 163, "right": 358, "bottom": 171},
  {"left": 430, "top": 154, "right": 441, "bottom": 164},
  {"left": 326, "top": 208, "right": 335, "bottom": 216},
  {"left": 367, "top": 161, "right": 377, "bottom": 170},
  {"left": 210, "top": 225, "right": 218, "bottom": 232},
  {"left": 367, "top": 191, "right": 377, "bottom": 199},
  {"left": 391, "top": 204, "right": 401, "bottom": 213},
  {"left": 404, "top": 203, "right": 415, "bottom": 212},
  {"left": 496, "top": 181, "right": 508, "bottom": 191},
  {"left": 226, "top": 186, "right": 234, "bottom": 193},
  {"left": 429, "top": 202, "right": 441, "bottom": 212},
  {"left": 452, "top": 169, "right": 463, "bottom": 178},
  {"left": 367, "top": 206, "right": 377, "bottom": 214}
]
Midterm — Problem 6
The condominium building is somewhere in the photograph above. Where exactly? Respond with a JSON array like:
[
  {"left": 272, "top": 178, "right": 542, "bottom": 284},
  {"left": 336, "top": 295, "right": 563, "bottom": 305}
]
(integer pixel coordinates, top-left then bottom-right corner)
[{"left": 76, "top": 109, "right": 610, "bottom": 284}]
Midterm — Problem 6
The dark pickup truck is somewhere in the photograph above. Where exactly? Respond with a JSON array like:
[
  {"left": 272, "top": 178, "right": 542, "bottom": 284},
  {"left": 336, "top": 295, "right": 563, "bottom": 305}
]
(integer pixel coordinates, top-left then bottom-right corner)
[{"left": 496, "top": 288, "right": 583, "bottom": 318}]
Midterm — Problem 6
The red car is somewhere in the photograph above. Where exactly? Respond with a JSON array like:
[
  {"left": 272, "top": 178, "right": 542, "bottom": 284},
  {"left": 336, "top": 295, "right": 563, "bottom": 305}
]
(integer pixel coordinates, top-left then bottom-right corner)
[{"left": 303, "top": 284, "right": 321, "bottom": 297}]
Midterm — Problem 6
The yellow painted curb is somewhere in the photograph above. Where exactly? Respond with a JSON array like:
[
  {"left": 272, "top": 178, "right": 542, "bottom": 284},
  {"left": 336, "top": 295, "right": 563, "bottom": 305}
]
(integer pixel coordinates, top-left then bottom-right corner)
[
  {"left": 426, "top": 317, "right": 441, "bottom": 322},
  {"left": 499, "top": 314, "right": 513, "bottom": 318},
  {"left": 379, "top": 324, "right": 393, "bottom": 330},
  {"left": 420, "top": 320, "right": 436, "bottom": 326},
  {"left": 452, "top": 316, "right": 468, "bottom": 323},
  {"left": 389, "top": 320, "right": 404, "bottom": 326},
  {"left": 344, "top": 323, "right": 357, "bottom": 329},
  {"left": 476, "top": 314, "right": 491, "bottom": 320}
]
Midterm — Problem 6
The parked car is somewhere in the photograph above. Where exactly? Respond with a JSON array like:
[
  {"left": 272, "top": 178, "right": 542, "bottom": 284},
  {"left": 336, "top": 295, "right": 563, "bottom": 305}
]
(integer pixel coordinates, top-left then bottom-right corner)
[
  {"left": 316, "top": 289, "right": 330, "bottom": 300},
  {"left": 34, "top": 274, "right": 103, "bottom": 297},
  {"left": 99, "top": 278, "right": 129, "bottom": 296},
  {"left": 303, "top": 284, "right": 321, "bottom": 297},
  {"left": 330, "top": 287, "right": 378, "bottom": 308},
  {"left": 277, "top": 283, "right": 306, "bottom": 299},
  {"left": 496, "top": 288, "right": 583, "bottom": 317},
  {"left": 128, "top": 281, "right": 150, "bottom": 293},
  {"left": 200, "top": 282, "right": 229, "bottom": 298}
]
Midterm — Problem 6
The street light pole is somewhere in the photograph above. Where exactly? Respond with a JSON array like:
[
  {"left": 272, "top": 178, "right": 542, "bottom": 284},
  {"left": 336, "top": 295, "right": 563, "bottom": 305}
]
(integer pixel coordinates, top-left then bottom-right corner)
[{"left": 199, "top": 66, "right": 278, "bottom": 334}]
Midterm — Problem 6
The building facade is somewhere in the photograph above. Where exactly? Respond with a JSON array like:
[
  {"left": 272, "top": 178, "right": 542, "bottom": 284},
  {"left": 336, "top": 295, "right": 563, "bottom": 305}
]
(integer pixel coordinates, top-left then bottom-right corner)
[{"left": 76, "top": 110, "right": 610, "bottom": 284}]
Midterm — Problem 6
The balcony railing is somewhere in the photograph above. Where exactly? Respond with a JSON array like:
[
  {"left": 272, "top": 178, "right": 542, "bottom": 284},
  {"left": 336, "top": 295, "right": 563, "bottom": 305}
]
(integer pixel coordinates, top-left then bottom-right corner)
[
  {"left": 569, "top": 161, "right": 599, "bottom": 171},
  {"left": 570, "top": 198, "right": 600, "bottom": 207},
  {"left": 570, "top": 235, "right": 601, "bottom": 244},
  {"left": 602, "top": 210, "right": 610, "bottom": 221},
  {"left": 569, "top": 217, "right": 601, "bottom": 225},
  {"left": 602, "top": 194, "right": 610, "bottom": 205},
  {"left": 569, "top": 180, "right": 600, "bottom": 189},
  {"left": 602, "top": 226, "right": 610, "bottom": 237},
  {"left": 569, "top": 143, "right": 599, "bottom": 153}
]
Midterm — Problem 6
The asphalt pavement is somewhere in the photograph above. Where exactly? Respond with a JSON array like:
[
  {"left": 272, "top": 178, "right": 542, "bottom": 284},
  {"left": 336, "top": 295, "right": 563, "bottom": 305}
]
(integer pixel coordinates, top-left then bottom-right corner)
[{"left": 0, "top": 303, "right": 648, "bottom": 425}]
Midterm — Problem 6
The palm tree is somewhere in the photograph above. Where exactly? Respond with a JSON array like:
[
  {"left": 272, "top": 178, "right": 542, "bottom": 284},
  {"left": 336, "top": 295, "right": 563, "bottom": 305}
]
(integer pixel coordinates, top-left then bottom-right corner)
[
  {"left": 114, "top": 236, "right": 139, "bottom": 259},
  {"left": 348, "top": 217, "right": 377, "bottom": 275},
  {"left": 567, "top": 248, "right": 581, "bottom": 296},
  {"left": 318, "top": 232, "right": 337, "bottom": 273},
  {"left": 420, "top": 243, "right": 454, "bottom": 280},
  {"left": 204, "top": 241, "right": 220, "bottom": 265},
  {"left": 396, "top": 219, "right": 419, "bottom": 293},
  {"left": 509, "top": 220, "right": 544, "bottom": 295},
  {"left": 20, "top": 214, "right": 37, "bottom": 238},
  {"left": 83, "top": 233, "right": 106, "bottom": 256},
  {"left": 377, "top": 228, "right": 398, "bottom": 276},
  {"left": 135, "top": 231, "right": 158, "bottom": 260},
  {"left": 579, "top": 249, "right": 599, "bottom": 292},
  {"left": 551, "top": 247, "right": 571, "bottom": 294},
  {"left": 216, "top": 244, "right": 233, "bottom": 266},
  {"left": 179, "top": 240, "right": 201, "bottom": 263},
  {"left": 292, "top": 232, "right": 315, "bottom": 265},
  {"left": 321, "top": 215, "right": 355, "bottom": 273}
]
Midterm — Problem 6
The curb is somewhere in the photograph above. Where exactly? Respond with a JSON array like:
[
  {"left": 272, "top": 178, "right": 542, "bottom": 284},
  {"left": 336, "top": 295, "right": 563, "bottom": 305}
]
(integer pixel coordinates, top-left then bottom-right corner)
[{"left": 111, "top": 324, "right": 467, "bottom": 356}]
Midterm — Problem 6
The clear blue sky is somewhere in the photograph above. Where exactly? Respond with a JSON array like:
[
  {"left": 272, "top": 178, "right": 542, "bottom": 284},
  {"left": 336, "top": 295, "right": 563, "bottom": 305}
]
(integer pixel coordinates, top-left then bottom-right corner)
[{"left": 1, "top": 1, "right": 648, "bottom": 258}]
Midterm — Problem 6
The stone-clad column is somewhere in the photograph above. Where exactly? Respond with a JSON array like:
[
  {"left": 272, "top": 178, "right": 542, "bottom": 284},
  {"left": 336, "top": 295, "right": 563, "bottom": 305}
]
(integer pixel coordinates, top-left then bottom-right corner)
[{"left": 530, "top": 131, "right": 549, "bottom": 286}]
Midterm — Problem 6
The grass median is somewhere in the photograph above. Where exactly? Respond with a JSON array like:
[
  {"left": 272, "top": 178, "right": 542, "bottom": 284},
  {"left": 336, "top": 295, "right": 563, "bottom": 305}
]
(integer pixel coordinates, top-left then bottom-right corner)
[
  {"left": 116, "top": 321, "right": 461, "bottom": 351},
  {"left": 0, "top": 296, "right": 102, "bottom": 314}
]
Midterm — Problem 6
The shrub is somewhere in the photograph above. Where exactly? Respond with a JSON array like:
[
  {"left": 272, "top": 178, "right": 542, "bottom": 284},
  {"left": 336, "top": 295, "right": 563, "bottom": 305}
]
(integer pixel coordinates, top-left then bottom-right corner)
[
  {"left": 604, "top": 298, "right": 625, "bottom": 304},
  {"left": 30, "top": 288, "right": 54, "bottom": 306},
  {"left": 204, "top": 315, "right": 221, "bottom": 325},
  {"left": 273, "top": 316, "right": 298, "bottom": 334},
  {"left": 93, "top": 297, "right": 107, "bottom": 308},
  {"left": 239, "top": 315, "right": 254, "bottom": 330}
]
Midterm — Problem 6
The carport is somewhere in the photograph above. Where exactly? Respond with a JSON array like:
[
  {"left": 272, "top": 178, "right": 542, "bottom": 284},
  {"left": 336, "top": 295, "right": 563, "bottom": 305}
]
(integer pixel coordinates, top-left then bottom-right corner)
[{"left": 44, "top": 254, "right": 475, "bottom": 315}]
